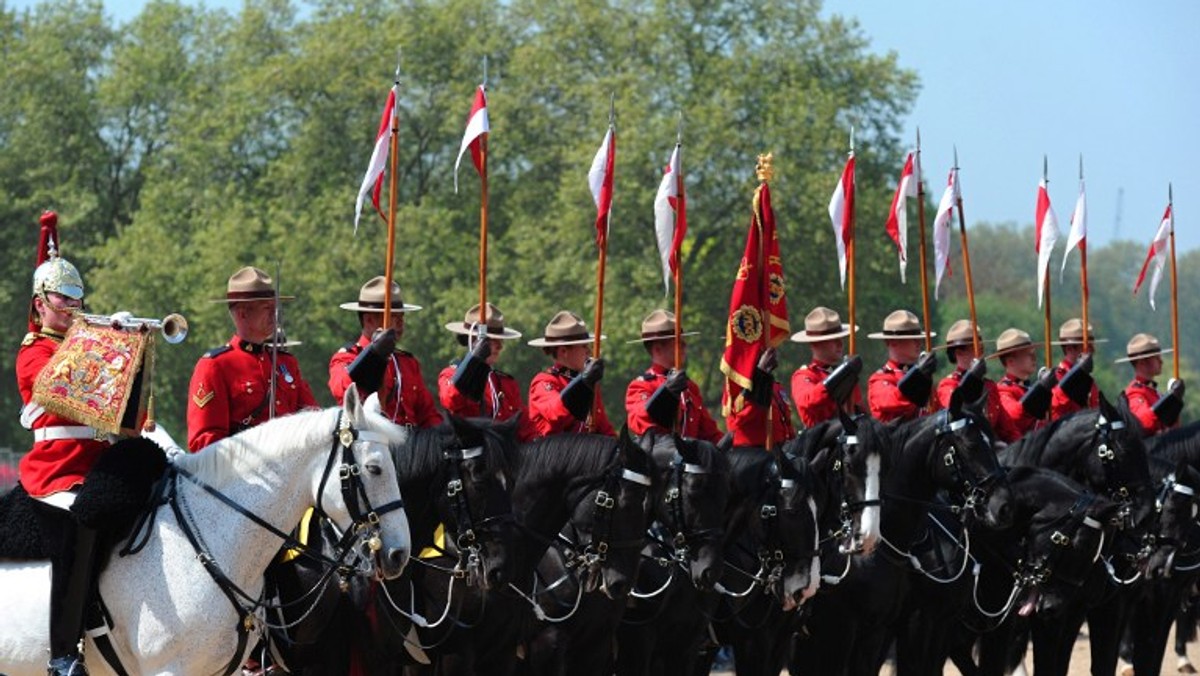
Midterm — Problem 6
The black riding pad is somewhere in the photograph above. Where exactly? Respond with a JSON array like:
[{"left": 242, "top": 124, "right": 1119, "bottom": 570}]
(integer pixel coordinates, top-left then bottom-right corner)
[{"left": 0, "top": 436, "right": 168, "bottom": 560}]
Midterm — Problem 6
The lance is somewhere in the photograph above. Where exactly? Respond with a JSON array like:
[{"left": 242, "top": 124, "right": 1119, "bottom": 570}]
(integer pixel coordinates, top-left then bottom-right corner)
[
  {"left": 593, "top": 94, "right": 615, "bottom": 361},
  {"left": 953, "top": 147, "right": 982, "bottom": 356},
  {"left": 586, "top": 95, "right": 616, "bottom": 433},
  {"left": 383, "top": 58, "right": 401, "bottom": 326},
  {"left": 1169, "top": 183, "right": 1180, "bottom": 379},
  {"left": 673, "top": 114, "right": 685, "bottom": 370},
  {"left": 846, "top": 126, "right": 858, "bottom": 356},
  {"left": 269, "top": 260, "right": 282, "bottom": 420},
  {"left": 1078, "top": 155, "right": 1091, "bottom": 354},
  {"left": 1042, "top": 155, "right": 1054, "bottom": 370},
  {"left": 478, "top": 56, "right": 491, "bottom": 329},
  {"left": 756, "top": 152, "right": 775, "bottom": 451},
  {"left": 915, "top": 129, "right": 933, "bottom": 353}
]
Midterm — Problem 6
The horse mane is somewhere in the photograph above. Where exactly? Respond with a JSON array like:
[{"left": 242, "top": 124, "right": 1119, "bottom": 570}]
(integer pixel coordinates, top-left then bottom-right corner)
[
  {"left": 516, "top": 434, "right": 620, "bottom": 483},
  {"left": 726, "top": 446, "right": 775, "bottom": 497},
  {"left": 173, "top": 408, "right": 338, "bottom": 488},
  {"left": 1003, "top": 411, "right": 1078, "bottom": 466},
  {"left": 392, "top": 417, "right": 514, "bottom": 479},
  {"left": 1149, "top": 420, "right": 1200, "bottom": 463}
]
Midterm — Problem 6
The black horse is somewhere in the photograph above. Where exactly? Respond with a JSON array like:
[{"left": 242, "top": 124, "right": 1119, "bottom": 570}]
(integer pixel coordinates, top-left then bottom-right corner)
[
  {"left": 791, "top": 388, "right": 1012, "bottom": 676},
  {"left": 612, "top": 432, "right": 734, "bottom": 676},
  {"left": 268, "top": 415, "right": 518, "bottom": 675},
  {"left": 704, "top": 414, "right": 884, "bottom": 676},
  {"left": 405, "top": 429, "right": 660, "bottom": 675},
  {"left": 1122, "top": 421, "right": 1200, "bottom": 676},
  {"left": 941, "top": 466, "right": 1124, "bottom": 676},
  {"left": 997, "top": 396, "right": 1155, "bottom": 675}
]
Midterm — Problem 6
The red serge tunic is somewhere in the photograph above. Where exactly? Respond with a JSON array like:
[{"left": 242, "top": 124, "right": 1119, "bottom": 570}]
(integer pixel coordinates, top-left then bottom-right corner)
[
  {"left": 937, "top": 368, "right": 1004, "bottom": 428},
  {"left": 790, "top": 361, "right": 863, "bottom": 428},
  {"left": 437, "top": 364, "right": 537, "bottom": 442},
  {"left": 868, "top": 360, "right": 921, "bottom": 423},
  {"left": 723, "top": 382, "right": 796, "bottom": 447},
  {"left": 1125, "top": 377, "right": 1172, "bottom": 437},
  {"left": 189, "top": 335, "right": 318, "bottom": 451},
  {"left": 625, "top": 363, "right": 723, "bottom": 443},
  {"left": 328, "top": 335, "right": 442, "bottom": 430},
  {"left": 1050, "top": 358, "right": 1100, "bottom": 421},
  {"left": 527, "top": 366, "right": 616, "bottom": 438},
  {"left": 995, "top": 377, "right": 1044, "bottom": 443},
  {"left": 17, "top": 330, "right": 111, "bottom": 497}
]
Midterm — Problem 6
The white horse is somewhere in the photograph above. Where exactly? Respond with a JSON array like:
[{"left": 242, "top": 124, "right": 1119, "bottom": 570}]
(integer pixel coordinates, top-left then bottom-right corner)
[{"left": 0, "top": 386, "right": 411, "bottom": 675}]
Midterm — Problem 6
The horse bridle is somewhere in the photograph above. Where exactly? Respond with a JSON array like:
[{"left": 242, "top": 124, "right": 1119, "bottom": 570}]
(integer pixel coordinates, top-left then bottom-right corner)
[
  {"left": 655, "top": 450, "right": 723, "bottom": 569},
  {"left": 1092, "top": 415, "right": 1143, "bottom": 529},
  {"left": 559, "top": 459, "right": 653, "bottom": 580},
  {"left": 1016, "top": 492, "right": 1106, "bottom": 590},
  {"left": 933, "top": 412, "right": 1006, "bottom": 520},
  {"left": 431, "top": 442, "right": 515, "bottom": 579}
]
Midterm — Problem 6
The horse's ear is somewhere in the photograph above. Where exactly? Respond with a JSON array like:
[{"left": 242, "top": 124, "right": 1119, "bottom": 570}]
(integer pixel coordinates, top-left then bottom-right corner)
[
  {"left": 948, "top": 386, "right": 964, "bottom": 419},
  {"left": 716, "top": 431, "right": 734, "bottom": 453},
  {"left": 363, "top": 391, "right": 383, "bottom": 417},
  {"left": 808, "top": 445, "right": 832, "bottom": 476},
  {"left": 1097, "top": 390, "right": 1118, "bottom": 420},
  {"left": 675, "top": 434, "right": 698, "bottom": 463},
  {"left": 342, "top": 383, "right": 364, "bottom": 423},
  {"left": 838, "top": 409, "right": 858, "bottom": 435}
]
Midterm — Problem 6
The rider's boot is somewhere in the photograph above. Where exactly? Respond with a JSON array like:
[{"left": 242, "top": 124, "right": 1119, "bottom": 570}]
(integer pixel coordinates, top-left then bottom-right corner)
[{"left": 47, "top": 519, "right": 98, "bottom": 676}]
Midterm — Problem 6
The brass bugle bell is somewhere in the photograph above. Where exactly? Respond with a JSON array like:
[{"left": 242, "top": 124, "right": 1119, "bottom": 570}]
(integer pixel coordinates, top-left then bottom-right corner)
[{"left": 75, "top": 311, "right": 189, "bottom": 344}]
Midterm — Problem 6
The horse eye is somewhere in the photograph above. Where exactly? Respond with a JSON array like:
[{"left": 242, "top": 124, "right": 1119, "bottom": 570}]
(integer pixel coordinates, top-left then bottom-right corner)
[{"left": 364, "top": 464, "right": 383, "bottom": 476}]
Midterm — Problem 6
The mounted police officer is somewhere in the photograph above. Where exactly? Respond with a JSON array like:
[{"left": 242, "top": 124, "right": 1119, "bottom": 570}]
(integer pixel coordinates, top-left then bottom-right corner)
[
  {"left": 1118, "top": 333, "right": 1185, "bottom": 436},
  {"left": 788, "top": 306, "right": 862, "bottom": 428},
  {"left": 328, "top": 276, "right": 441, "bottom": 429},
  {"left": 527, "top": 310, "right": 615, "bottom": 438},
  {"left": 866, "top": 309, "right": 938, "bottom": 423},
  {"left": 1049, "top": 318, "right": 1103, "bottom": 420},
  {"left": 17, "top": 212, "right": 103, "bottom": 675},
  {"left": 624, "top": 309, "right": 722, "bottom": 443},
  {"left": 187, "top": 266, "right": 317, "bottom": 451},
  {"left": 991, "top": 328, "right": 1056, "bottom": 444},
  {"left": 437, "top": 302, "right": 535, "bottom": 441},
  {"left": 936, "top": 319, "right": 1004, "bottom": 427}
]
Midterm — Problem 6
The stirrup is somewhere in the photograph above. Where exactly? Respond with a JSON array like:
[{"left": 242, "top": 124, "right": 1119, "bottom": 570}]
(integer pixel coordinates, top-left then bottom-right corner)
[{"left": 47, "top": 654, "right": 88, "bottom": 676}]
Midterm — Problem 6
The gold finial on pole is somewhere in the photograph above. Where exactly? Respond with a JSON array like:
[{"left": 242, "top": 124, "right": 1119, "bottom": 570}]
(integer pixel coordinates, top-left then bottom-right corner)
[{"left": 755, "top": 153, "right": 774, "bottom": 183}]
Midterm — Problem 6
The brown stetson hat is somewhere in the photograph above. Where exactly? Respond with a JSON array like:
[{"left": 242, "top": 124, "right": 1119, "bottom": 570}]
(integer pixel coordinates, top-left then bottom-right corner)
[
  {"left": 211, "top": 266, "right": 295, "bottom": 303},
  {"left": 1114, "top": 333, "right": 1173, "bottom": 363},
  {"left": 940, "top": 319, "right": 988, "bottom": 350},
  {"left": 1052, "top": 318, "right": 1109, "bottom": 346},
  {"left": 528, "top": 310, "right": 605, "bottom": 347},
  {"left": 445, "top": 302, "right": 522, "bottom": 340},
  {"left": 867, "top": 309, "right": 935, "bottom": 340},
  {"left": 986, "top": 328, "right": 1043, "bottom": 360},
  {"left": 625, "top": 309, "right": 700, "bottom": 344},
  {"left": 338, "top": 276, "right": 422, "bottom": 313},
  {"left": 789, "top": 306, "right": 856, "bottom": 343}
]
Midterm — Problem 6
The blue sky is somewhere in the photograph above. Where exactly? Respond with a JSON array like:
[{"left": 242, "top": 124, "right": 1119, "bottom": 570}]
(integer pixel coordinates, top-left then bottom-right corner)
[{"left": 10, "top": 0, "right": 1198, "bottom": 253}]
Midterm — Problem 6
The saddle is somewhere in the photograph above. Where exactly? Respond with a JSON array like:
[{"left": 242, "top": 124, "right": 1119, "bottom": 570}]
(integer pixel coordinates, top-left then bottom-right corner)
[{"left": 0, "top": 436, "right": 168, "bottom": 561}]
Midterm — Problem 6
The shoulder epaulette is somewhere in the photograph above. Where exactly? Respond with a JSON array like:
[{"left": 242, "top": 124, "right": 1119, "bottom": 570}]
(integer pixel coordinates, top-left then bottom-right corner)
[
  {"left": 396, "top": 349, "right": 413, "bottom": 358},
  {"left": 640, "top": 372, "right": 658, "bottom": 381},
  {"left": 492, "top": 369, "right": 511, "bottom": 378},
  {"left": 338, "top": 340, "right": 358, "bottom": 353},
  {"left": 203, "top": 345, "right": 233, "bottom": 359},
  {"left": 21, "top": 332, "right": 39, "bottom": 347}
]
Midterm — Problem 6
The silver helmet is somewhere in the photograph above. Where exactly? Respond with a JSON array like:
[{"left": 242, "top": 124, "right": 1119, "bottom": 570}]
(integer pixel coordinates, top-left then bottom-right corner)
[{"left": 32, "top": 238, "right": 84, "bottom": 301}]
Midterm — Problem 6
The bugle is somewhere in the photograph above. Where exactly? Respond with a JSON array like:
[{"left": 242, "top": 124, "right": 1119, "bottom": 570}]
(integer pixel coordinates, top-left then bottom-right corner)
[{"left": 74, "top": 311, "right": 189, "bottom": 344}]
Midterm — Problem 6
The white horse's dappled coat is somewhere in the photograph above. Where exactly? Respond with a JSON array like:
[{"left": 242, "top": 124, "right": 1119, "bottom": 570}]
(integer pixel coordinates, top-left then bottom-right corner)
[{"left": 0, "top": 387, "right": 410, "bottom": 675}]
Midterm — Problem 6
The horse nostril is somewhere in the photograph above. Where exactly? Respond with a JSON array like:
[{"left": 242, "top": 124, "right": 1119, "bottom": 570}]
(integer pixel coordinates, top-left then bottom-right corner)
[
  {"left": 606, "top": 577, "right": 629, "bottom": 599},
  {"left": 487, "top": 565, "right": 507, "bottom": 587},
  {"left": 388, "top": 547, "right": 410, "bottom": 572}
]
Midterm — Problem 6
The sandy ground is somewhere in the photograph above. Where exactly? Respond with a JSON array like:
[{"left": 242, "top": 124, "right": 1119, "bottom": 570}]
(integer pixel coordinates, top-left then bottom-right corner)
[{"left": 711, "top": 624, "right": 1197, "bottom": 675}]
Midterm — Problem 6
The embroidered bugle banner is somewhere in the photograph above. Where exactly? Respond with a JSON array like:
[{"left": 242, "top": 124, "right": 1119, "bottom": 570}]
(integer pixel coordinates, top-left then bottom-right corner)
[{"left": 32, "top": 319, "right": 149, "bottom": 436}]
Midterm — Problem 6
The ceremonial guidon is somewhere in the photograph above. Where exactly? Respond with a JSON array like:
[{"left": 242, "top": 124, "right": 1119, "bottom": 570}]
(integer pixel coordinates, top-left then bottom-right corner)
[
  {"left": 788, "top": 306, "right": 862, "bottom": 428},
  {"left": 328, "top": 276, "right": 442, "bottom": 429},
  {"left": 527, "top": 310, "right": 615, "bottom": 438},
  {"left": 624, "top": 309, "right": 723, "bottom": 443},
  {"left": 866, "top": 309, "right": 938, "bottom": 423},
  {"left": 187, "top": 266, "right": 317, "bottom": 451},
  {"left": 438, "top": 302, "right": 536, "bottom": 441},
  {"left": 1049, "top": 318, "right": 1104, "bottom": 421},
  {"left": 935, "top": 319, "right": 1004, "bottom": 427},
  {"left": 990, "top": 328, "right": 1055, "bottom": 444},
  {"left": 1118, "top": 333, "right": 1184, "bottom": 437}
]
